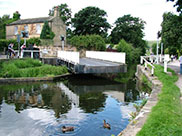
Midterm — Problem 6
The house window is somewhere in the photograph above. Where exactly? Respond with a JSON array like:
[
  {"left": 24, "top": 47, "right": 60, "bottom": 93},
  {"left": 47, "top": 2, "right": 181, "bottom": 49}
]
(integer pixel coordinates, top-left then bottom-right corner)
[
  {"left": 24, "top": 25, "right": 28, "bottom": 32},
  {"left": 14, "top": 26, "right": 18, "bottom": 35},
  {"left": 36, "top": 24, "right": 41, "bottom": 34}
]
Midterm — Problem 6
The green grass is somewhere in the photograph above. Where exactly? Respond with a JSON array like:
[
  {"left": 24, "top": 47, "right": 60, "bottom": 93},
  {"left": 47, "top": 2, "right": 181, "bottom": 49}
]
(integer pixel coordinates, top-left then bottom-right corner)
[
  {"left": 137, "top": 65, "right": 182, "bottom": 136},
  {"left": 0, "top": 58, "right": 68, "bottom": 78}
]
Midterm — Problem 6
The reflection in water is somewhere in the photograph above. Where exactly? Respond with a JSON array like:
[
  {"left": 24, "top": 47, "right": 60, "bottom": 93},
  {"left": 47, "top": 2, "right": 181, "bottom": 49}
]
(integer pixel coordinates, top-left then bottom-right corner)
[{"left": 0, "top": 75, "right": 147, "bottom": 136}]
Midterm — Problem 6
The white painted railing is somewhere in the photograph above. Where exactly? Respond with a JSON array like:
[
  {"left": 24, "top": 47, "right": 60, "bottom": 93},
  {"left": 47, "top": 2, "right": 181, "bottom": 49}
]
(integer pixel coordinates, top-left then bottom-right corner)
[
  {"left": 21, "top": 50, "right": 40, "bottom": 58},
  {"left": 57, "top": 51, "right": 80, "bottom": 64},
  {"left": 141, "top": 54, "right": 170, "bottom": 75},
  {"left": 86, "top": 51, "right": 126, "bottom": 64},
  {"left": 140, "top": 56, "right": 155, "bottom": 76}
]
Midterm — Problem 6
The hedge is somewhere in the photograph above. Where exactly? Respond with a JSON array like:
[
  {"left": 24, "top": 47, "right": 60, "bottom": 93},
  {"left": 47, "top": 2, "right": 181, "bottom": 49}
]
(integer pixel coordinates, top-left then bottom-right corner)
[
  {"left": 0, "top": 38, "right": 41, "bottom": 52},
  {"left": 68, "top": 35, "right": 106, "bottom": 51}
]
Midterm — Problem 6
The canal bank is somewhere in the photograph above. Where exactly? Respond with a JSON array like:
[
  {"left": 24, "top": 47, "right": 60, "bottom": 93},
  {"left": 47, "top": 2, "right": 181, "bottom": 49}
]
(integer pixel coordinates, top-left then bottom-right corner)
[
  {"left": 119, "top": 61, "right": 182, "bottom": 136},
  {"left": 118, "top": 65, "right": 162, "bottom": 136}
]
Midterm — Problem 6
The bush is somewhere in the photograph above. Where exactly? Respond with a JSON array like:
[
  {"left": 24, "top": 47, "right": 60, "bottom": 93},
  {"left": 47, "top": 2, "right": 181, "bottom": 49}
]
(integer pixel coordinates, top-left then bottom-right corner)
[
  {"left": 0, "top": 58, "right": 68, "bottom": 78},
  {"left": 68, "top": 35, "right": 106, "bottom": 51},
  {"left": 0, "top": 38, "right": 41, "bottom": 52},
  {"left": 116, "top": 39, "right": 141, "bottom": 64}
]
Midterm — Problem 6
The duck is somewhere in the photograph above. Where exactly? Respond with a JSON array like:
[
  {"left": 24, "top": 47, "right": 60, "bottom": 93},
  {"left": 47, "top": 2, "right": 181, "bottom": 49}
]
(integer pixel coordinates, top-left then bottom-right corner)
[
  {"left": 62, "top": 126, "right": 74, "bottom": 133},
  {"left": 103, "top": 120, "right": 111, "bottom": 129}
]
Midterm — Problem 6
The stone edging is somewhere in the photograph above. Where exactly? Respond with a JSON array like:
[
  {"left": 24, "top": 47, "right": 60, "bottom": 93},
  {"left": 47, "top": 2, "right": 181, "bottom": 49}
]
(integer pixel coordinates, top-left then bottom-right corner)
[
  {"left": 118, "top": 65, "right": 162, "bottom": 136},
  {"left": 0, "top": 73, "right": 71, "bottom": 83}
]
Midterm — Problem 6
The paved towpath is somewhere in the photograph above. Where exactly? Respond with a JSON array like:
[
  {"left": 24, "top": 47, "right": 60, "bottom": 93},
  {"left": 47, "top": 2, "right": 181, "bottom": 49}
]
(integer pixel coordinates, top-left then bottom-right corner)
[{"left": 168, "top": 60, "right": 182, "bottom": 96}]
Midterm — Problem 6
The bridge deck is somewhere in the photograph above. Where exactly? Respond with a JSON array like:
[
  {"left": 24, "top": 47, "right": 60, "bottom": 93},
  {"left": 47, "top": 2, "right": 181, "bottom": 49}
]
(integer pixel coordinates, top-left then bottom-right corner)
[{"left": 79, "top": 58, "right": 121, "bottom": 66}]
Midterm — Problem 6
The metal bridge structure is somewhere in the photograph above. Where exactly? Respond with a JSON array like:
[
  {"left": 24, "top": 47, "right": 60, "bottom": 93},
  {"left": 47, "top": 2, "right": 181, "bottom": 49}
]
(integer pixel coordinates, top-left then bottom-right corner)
[{"left": 57, "top": 51, "right": 127, "bottom": 74}]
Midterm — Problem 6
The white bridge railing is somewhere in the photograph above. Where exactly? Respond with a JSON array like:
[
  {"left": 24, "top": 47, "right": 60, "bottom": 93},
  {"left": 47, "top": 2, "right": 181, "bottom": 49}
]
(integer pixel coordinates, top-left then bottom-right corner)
[
  {"left": 57, "top": 51, "right": 80, "bottom": 64},
  {"left": 86, "top": 51, "right": 125, "bottom": 64}
]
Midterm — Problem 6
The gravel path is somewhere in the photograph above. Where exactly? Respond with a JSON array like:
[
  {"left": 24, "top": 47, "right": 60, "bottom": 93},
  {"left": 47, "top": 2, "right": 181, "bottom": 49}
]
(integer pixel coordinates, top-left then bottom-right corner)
[{"left": 168, "top": 60, "right": 182, "bottom": 98}]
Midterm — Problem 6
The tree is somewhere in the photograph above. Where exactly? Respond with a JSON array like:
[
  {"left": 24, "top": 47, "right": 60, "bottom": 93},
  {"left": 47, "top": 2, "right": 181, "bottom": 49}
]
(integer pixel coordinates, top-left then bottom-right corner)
[
  {"left": 110, "top": 15, "right": 146, "bottom": 55},
  {"left": 40, "top": 21, "right": 55, "bottom": 39},
  {"left": 13, "top": 11, "right": 21, "bottom": 20},
  {"left": 72, "top": 6, "right": 111, "bottom": 38},
  {"left": 167, "top": 0, "right": 182, "bottom": 13},
  {"left": 116, "top": 39, "right": 141, "bottom": 64},
  {"left": 161, "top": 12, "right": 182, "bottom": 55},
  {"left": 68, "top": 35, "right": 106, "bottom": 51},
  {"left": 0, "top": 11, "right": 21, "bottom": 39}
]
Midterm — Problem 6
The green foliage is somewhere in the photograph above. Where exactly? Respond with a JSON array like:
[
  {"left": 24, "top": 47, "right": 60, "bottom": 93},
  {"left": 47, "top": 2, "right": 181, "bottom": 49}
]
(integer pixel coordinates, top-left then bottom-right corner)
[
  {"left": 72, "top": 6, "right": 111, "bottom": 38},
  {"left": 167, "top": 0, "right": 182, "bottom": 13},
  {"left": 0, "top": 58, "right": 68, "bottom": 78},
  {"left": 116, "top": 39, "right": 141, "bottom": 64},
  {"left": 137, "top": 65, "right": 182, "bottom": 136},
  {"left": 0, "top": 11, "right": 21, "bottom": 39},
  {"left": 40, "top": 21, "right": 55, "bottom": 39},
  {"left": 13, "top": 11, "right": 21, "bottom": 20},
  {"left": 68, "top": 35, "right": 106, "bottom": 51},
  {"left": 161, "top": 12, "right": 182, "bottom": 56},
  {"left": 0, "top": 38, "right": 41, "bottom": 52},
  {"left": 110, "top": 14, "right": 146, "bottom": 55}
]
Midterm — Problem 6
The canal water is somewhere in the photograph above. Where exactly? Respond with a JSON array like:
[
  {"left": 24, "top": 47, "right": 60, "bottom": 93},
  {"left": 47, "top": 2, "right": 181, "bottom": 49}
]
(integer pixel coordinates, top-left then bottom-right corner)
[{"left": 0, "top": 75, "right": 148, "bottom": 136}]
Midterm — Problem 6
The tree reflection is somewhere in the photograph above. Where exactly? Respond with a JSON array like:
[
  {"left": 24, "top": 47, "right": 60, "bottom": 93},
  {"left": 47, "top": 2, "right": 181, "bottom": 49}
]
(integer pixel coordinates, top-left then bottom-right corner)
[
  {"left": 0, "top": 83, "right": 71, "bottom": 117},
  {"left": 79, "top": 92, "right": 106, "bottom": 113}
]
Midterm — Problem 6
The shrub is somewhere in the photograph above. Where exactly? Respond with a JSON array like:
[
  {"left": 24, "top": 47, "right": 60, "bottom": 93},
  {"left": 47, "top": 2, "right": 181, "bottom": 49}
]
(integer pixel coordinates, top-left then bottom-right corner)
[
  {"left": 0, "top": 58, "right": 68, "bottom": 78},
  {"left": 116, "top": 39, "right": 141, "bottom": 64},
  {"left": 68, "top": 35, "right": 106, "bottom": 51},
  {"left": 0, "top": 38, "right": 41, "bottom": 52},
  {"left": 40, "top": 21, "right": 55, "bottom": 39}
]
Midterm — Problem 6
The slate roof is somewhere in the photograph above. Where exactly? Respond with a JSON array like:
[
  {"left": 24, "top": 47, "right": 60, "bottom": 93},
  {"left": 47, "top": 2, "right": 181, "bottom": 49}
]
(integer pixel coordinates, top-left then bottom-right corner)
[{"left": 7, "top": 17, "right": 55, "bottom": 26}]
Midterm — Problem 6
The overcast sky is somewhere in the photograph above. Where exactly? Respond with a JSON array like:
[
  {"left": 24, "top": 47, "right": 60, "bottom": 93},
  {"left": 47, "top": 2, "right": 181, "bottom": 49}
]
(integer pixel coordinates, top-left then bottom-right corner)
[{"left": 0, "top": 0, "right": 177, "bottom": 41}]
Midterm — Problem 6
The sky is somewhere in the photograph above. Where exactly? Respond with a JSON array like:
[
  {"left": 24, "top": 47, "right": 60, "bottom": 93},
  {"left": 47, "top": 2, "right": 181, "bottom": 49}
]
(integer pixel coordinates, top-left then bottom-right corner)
[{"left": 0, "top": 0, "right": 178, "bottom": 41}]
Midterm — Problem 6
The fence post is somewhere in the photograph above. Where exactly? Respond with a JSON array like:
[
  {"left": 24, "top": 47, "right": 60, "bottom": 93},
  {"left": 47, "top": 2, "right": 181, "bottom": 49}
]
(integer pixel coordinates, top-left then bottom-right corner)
[
  {"left": 140, "top": 56, "right": 143, "bottom": 64},
  {"left": 151, "top": 67, "right": 154, "bottom": 76},
  {"left": 164, "top": 60, "right": 167, "bottom": 73},
  {"left": 31, "top": 51, "right": 33, "bottom": 58},
  {"left": 145, "top": 62, "right": 147, "bottom": 70}
]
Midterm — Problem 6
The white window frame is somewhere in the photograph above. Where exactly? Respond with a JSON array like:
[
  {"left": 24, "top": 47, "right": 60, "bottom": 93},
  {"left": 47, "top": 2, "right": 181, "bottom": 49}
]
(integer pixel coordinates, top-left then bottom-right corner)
[
  {"left": 24, "top": 25, "right": 28, "bottom": 32},
  {"left": 14, "top": 26, "right": 18, "bottom": 35},
  {"left": 36, "top": 24, "right": 41, "bottom": 34}
]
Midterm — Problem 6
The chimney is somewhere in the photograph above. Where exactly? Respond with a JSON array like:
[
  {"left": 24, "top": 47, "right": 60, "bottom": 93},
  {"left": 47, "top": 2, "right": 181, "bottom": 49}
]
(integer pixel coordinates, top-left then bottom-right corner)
[{"left": 54, "top": 6, "right": 59, "bottom": 17}]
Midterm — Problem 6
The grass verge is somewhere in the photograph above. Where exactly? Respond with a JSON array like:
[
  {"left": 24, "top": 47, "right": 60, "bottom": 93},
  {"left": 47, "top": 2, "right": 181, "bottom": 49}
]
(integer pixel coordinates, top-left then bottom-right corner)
[
  {"left": 137, "top": 65, "right": 182, "bottom": 136},
  {"left": 0, "top": 58, "right": 68, "bottom": 78}
]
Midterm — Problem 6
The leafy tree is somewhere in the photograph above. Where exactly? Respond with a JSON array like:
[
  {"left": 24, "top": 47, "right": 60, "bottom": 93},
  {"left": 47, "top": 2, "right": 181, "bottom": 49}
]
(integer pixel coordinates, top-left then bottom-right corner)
[
  {"left": 13, "top": 11, "right": 21, "bottom": 20},
  {"left": 116, "top": 39, "right": 141, "bottom": 64},
  {"left": 161, "top": 12, "right": 182, "bottom": 55},
  {"left": 72, "top": 6, "right": 111, "bottom": 38},
  {"left": 40, "top": 21, "right": 55, "bottom": 39},
  {"left": 110, "top": 15, "right": 146, "bottom": 55},
  {"left": 0, "top": 11, "right": 21, "bottom": 39},
  {"left": 68, "top": 35, "right": 106, "bottom": 51},
  {"left": 167, "top": 0, "right": 182, "bottom": 13}
]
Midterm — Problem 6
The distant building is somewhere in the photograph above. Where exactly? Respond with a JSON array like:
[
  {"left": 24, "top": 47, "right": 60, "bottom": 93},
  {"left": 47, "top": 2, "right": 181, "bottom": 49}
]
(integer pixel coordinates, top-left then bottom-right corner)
[{"left": 6, "top": 7, "right": 66, "bottom": 46}]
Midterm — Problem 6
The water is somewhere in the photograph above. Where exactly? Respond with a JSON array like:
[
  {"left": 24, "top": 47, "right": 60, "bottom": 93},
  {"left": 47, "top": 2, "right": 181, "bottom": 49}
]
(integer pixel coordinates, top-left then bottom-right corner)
[{"left": 0, "top": 75, "right": 147, "bottom": 136}]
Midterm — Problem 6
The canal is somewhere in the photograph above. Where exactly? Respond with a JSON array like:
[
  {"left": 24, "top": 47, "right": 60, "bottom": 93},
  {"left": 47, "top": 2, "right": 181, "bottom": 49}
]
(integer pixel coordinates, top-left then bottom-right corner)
[{"left": 0, "top": 74, "right": 148, "bottom": 136}]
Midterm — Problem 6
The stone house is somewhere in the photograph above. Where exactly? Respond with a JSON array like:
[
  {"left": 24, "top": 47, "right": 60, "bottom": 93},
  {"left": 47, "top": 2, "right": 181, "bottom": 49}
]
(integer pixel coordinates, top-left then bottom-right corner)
[{"left": 6, "top": 7, "right": 66, "bottom": 46}]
